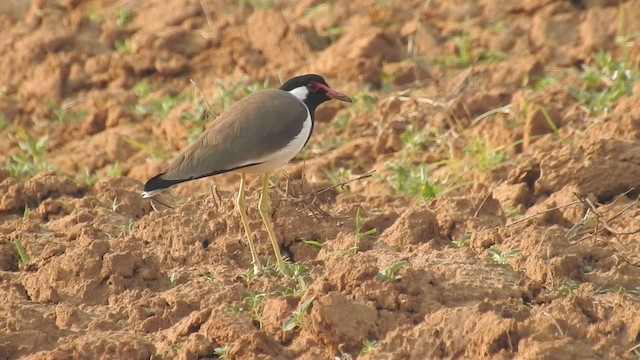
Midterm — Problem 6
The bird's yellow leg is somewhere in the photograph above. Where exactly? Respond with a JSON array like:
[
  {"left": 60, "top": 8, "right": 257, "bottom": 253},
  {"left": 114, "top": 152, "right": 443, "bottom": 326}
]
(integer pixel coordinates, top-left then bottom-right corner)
[
  {"left": 258, "top": 172, "right": 287, "bottom": 275},
  {"left": 237, "top": 173, "right": 262, "bottom": 274}
]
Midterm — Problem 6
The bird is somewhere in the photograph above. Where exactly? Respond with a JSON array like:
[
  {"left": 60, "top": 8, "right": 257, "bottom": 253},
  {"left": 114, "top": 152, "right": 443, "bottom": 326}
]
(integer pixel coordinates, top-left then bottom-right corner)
[{"left": 141, "top": 74, "right": 352, "bottom": 275}]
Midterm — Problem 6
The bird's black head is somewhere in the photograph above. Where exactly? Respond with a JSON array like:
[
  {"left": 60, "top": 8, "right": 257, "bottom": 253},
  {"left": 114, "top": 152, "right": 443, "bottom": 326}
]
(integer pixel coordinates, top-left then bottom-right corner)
[{"left": 280, "top": 74, "right": 352, "bottom": 115}]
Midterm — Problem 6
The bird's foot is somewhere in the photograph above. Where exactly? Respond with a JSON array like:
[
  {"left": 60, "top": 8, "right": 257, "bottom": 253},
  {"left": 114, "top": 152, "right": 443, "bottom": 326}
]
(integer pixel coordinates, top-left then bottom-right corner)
[{"left": 252, "top": 263, "right": 264, "bottom": 276}]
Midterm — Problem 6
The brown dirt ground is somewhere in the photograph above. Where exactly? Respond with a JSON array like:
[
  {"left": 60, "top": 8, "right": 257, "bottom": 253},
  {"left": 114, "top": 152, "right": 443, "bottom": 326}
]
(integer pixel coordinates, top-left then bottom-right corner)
[{"left": 1, "top": 0, "right": 640, "bottom": 359}]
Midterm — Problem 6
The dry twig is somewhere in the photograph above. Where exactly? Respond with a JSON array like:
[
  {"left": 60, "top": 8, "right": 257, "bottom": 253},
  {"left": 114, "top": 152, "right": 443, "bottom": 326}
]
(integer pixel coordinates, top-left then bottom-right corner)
[
  {"left": 279, "top": 171, "right": 375, "bottom": 222},
  {"left": 190, "top": 78, "right": 217, "bottom": 116},
  {"left": 575, "top": 193, "right": 640, "bottom": 236},
  {"left": 473, "top": 180, "right": 502, "bottom": 218},
  {"left": 149, "top": 197, "right": 175, "bottom": 212},
  {"left": 506, "top": 200, "right": 581, "bottom": 227},
  {"left": 315, "top": 171, "right": 374, "bottom": 196}
]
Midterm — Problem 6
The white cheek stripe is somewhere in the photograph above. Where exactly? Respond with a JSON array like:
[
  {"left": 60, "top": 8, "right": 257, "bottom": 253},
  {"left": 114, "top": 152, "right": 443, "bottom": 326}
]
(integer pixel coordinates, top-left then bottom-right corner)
[{"left": 288, "top": 86, "right": 309, "bottom": 101}]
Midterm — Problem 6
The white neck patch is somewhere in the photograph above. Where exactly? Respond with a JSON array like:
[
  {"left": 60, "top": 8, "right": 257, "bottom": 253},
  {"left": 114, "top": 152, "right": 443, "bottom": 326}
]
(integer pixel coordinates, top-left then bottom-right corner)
[{"left": 288, "top": 86, "right": 309, "bottom": 101}]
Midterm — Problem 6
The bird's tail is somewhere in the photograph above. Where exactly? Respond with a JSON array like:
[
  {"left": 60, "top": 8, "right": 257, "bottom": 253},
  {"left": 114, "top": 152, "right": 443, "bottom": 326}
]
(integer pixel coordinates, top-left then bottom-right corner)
[{"left": 142, "top": 173, "right": 187, "bottom": 198}]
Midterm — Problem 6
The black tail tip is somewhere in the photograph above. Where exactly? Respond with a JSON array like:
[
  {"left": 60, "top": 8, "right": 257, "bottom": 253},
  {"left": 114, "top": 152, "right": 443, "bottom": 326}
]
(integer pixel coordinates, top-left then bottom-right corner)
[
  {"left": 144, "top": 173, "right": 171, "bottom": 192},
  {"left": 142, "top": 173, "right": 183, "bottom": 198}
]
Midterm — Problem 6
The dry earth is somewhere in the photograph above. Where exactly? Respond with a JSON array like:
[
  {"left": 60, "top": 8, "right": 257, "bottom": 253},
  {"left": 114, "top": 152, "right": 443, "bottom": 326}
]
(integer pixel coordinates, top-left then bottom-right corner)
[{"left": 1, "top": 0, "right": 640, "bottom": 359}]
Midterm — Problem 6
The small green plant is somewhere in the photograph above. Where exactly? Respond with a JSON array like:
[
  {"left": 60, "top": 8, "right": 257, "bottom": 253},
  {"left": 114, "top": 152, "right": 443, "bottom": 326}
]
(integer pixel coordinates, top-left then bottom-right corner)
[
  {"left": 504, "top": 208, "right": 520, "bottom": 218},
  {"left": 347, "top": 208, "right": 377, "bottom": 254},
  {"left": 627, "top": 286, "right": 640, "bottom": 296},
  {"left": 286, "top": 262, "right": 310, "bottom": 278},
  {"left": 210, "top": 78, "right": 270, "bottom": 115},
  {"left": 566, "top": 50, "right": 639, "bottom": 114},
  {"left": 435, "top": 19, "right": 508, "bottom": 67},
  {"left": 380, "top": 69, "right": 398, "bottom": 92},
  {"left": 12, "top": 238, "right": 30, "bottom": 264},
  {"left": 308, "top": 136, "right": 347, "bottom": 157},
  {"left": 103, "top": 161, "right": 122, "bottom": 178},
  {"left": 324, "top": 166, "right": 352, "bottom": 191},
  {"left": 302, "top": 3, "right": 345, "bottom": 46},
  {"left": 332, "top": 88, "right": 376, "bottom": 128},
  {"left": 386, "top": 162, "right": 445, "bottom": 201},
  {"left": 489, "top": 21, "right": 507, "bottom": 33},
  {"left": 0, "top": 112, "right": 8, "bottom": 128},
  {"left": 359, "top": 339, "right": 379, "bottom": 356},
  {"left": 559, "top": 280, "right": 579, "bottom": 296},
  {"left": 243, "top": 291, "right": 265, "bottom": 329},
  {"left": 181, "top": 98, "right": 209, "bottom": 144},
  {"left": 377, "top": 261, "right": 408, "bottom": 282},
  {"left": 531, "top": 75, "right": 559, "bottom": 92},
  {"left": 47, "top": 102, "right": 86, "bottom": 123},
  {"left": 114, "top": 38, "right": 132, "bottom": 53},
  {"left": 133, "top": 81, "right": 155, "bottom": 98},
  {"left": 225, "top": 304, "right": 243, "bottom": 314},
  {"left": 399, "top": 125, "right": 430, "bottom": 155},
  {"left": 121, "top": 135, "right": 166, "bottom": 159},
  {"left": 326, "top": 25, "right": 346, "bottom": 43},
  {"left": 78, "top": 167, "right": 98, "bottom": 186},
  {"left": 595, "top": 286, "right": 622, "bottom": 295},
  {"left": 273, "top": 287, "right": 296, "bottom": 297},
  {"left": 235, "top": 0, "right": 273, "bottom": 10},
  {"left": 351, "top": 89, "right": 377, "bottom": 112},
  {"left": 204, "top": 272, "right": 215, "bottom": 281},
  {"left": 463, "top": 137, "right": 507, "bottom": 171},
  {"left": 283, "top": 295, "right": 316, "bottom": 332},
  {"left": 134, "top": 86, "right": 182, "bottom": 118},
  {"left": 85, "top": 7, "right": 103, "bottom": 22},
  {"left": 115, "top": 5, "right": 133, "bottom": 27},
  {"left": 122, "top": 219, "right": 135, "bottom": 234},
  {"left": 213, "top": 346, "right": 227, "bottom": 359},
  {"left": 331, "top": 113, "right": 350, "bottom": 131},
  {"left": 450, "top": 233, "right": 472, "bottom": 249},
  {"left": 171, "top": 342, "right": 183, "bottom": 352},
  {"left": 264, "top": 256, "right": 294, "bottom": 276},
  {"left": 169, "top": 273, "right": 178, "bottom": 287},
  {"left": 296, "top": 148, "right": 311, "bottom": 161},
  {"left": 285, "top": 262, "right": 310, "bottom": 296},
  {"left": 138, "top": 78, "right": 269, "bottom": 140},
  {"left": 302, "top": 239, "right": 324, "bottom": 248},
  {"left": 485, "top": 247, "right": 521, "bottom": 270},
  {"left": 22, "top": 205, "right": 31, "bottom": 220},
  {"left": 438, "top": 27, "right": 474, "bottom": 67},
  {"left": 5, "top": 129, "right": 55, "bottom": 179},
  {"left": 242, "top": 267, "right": 257, "bottom": 284}
]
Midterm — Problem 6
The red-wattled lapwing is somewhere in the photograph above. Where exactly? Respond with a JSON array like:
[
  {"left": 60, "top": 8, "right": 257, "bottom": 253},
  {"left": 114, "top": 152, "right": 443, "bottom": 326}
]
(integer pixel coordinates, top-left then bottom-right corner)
[{"left": 142, "top": 74, "right": 352, "bottom": 275}]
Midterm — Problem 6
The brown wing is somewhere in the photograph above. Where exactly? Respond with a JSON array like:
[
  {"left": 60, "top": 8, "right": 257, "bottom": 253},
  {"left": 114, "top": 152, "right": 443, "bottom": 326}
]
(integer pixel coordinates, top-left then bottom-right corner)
[{"left": 160, "top": 89, "right": 308, "bottom": 181}]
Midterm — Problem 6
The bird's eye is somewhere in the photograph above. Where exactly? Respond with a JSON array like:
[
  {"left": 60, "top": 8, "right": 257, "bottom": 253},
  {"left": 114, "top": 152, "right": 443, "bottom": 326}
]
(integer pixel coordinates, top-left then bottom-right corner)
[{"left": 307, "top": 83, "right": 319, "bottom": 92}]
